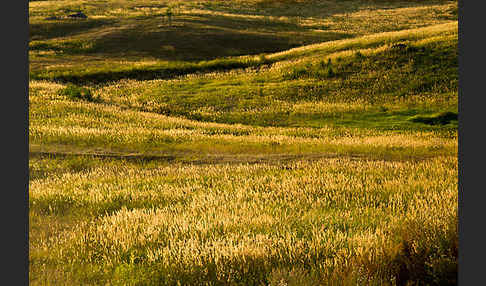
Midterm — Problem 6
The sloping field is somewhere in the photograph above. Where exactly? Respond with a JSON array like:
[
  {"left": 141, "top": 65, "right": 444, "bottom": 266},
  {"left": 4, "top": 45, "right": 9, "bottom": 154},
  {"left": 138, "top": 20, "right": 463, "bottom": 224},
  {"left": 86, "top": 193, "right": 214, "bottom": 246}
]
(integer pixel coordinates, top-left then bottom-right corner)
[
  {"left": 29, "top": 0, "right": 458, "bottom": 285},
  {"left": 29, "top": 0, "right": 457, "bottom": 82}
]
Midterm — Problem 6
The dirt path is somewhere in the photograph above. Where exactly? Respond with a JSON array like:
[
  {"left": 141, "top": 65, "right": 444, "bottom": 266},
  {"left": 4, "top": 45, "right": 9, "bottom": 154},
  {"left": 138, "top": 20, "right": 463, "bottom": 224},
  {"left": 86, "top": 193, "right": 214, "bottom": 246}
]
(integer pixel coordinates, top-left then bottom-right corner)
[{"left": 30, "top": 144, "right": 434, "bottom": 165}]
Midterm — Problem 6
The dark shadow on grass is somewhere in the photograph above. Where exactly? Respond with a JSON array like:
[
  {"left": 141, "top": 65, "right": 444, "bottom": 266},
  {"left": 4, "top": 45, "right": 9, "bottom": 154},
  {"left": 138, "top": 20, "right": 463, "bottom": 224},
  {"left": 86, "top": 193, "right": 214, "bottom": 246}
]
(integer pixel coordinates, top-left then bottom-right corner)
[
  {"left": 30, "top": 18, "right": 117, "bottom": 41},
  {"left": 80, "top": 15, "right": 351, "bottom": 61},
  {"left": 409, "top": 111, "right": 458, "bottom": 126},
  {"left": 29, "top": 12, "right": 351, "bottom": 83},
  {"left": 29, "top": 59, "right": 266, "bottom": 84}
]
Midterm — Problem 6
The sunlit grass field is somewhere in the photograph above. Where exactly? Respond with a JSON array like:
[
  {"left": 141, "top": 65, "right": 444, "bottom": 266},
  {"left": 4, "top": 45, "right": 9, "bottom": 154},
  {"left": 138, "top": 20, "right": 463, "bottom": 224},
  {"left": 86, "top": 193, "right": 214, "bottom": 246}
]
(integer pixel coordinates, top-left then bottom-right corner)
[{"left": 29, "top": 0, "right": 458, "bottom": 285}]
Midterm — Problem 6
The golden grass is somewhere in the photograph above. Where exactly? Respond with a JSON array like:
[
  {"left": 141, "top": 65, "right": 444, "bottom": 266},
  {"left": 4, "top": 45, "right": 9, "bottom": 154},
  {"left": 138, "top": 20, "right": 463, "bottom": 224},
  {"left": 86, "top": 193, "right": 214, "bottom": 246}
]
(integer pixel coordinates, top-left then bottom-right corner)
[
  {"left": 29, "top": 93, "right": 457, "bottom": 161},
  {"left": 30, "top": 155, "right": 457, "bottom": 284},
  {"left": 269, "top": 21, "right": 457, "bottom": 60}
]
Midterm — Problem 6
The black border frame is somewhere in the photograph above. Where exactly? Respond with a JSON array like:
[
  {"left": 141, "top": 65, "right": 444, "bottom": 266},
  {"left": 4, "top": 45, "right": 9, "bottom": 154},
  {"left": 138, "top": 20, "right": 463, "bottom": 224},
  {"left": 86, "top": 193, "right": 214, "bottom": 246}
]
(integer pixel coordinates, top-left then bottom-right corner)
[
  {"left": 458, "top": 0, "right": 482, "bottom": 285},
  {"left": 5, "top": 0, "right": 29, "bottom": 284},
  {"left": 16, "top": 0, "right": 474, "bottom": 284}
]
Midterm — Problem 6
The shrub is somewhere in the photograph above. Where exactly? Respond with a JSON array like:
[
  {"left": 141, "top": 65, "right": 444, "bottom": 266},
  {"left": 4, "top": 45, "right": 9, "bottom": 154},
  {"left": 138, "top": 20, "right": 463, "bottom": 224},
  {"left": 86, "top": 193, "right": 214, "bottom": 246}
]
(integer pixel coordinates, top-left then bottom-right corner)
[
  {"left": 59, "top": 84, "right": 94, "bottom": 101},
  {"left": 327, "top": 66, "right": 335, "bottom": 78}
]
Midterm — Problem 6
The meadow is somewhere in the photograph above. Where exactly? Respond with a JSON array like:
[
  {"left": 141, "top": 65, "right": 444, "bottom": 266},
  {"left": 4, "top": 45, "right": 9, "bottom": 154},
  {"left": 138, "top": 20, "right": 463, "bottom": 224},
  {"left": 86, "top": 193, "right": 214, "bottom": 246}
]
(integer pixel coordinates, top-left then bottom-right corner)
[{"left": 29, "top": 0, "right": 458, "bottom": 285}]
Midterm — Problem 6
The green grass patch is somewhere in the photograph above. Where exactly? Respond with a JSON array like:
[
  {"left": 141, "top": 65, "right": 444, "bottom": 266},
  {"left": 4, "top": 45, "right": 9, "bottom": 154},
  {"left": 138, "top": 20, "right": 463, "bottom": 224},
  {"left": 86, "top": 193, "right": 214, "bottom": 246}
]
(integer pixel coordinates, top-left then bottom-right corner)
[{"left": 58, "top": 84, "right": 95, "bottom": 102}]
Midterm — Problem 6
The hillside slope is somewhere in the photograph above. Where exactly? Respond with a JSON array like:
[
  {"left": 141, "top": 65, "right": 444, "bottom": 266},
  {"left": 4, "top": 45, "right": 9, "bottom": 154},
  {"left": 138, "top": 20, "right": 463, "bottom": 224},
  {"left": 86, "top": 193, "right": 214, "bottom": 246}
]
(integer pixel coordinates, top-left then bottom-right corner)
[{"left": 29, "top": 1, "right": 458, "bottom": 285}]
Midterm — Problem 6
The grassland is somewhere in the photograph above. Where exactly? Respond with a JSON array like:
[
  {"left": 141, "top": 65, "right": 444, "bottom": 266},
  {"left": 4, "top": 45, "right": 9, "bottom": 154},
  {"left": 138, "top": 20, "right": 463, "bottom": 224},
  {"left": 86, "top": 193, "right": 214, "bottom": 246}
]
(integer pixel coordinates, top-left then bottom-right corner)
[{"left": 29, "top": 0, "right": 458, "bottom": 285}]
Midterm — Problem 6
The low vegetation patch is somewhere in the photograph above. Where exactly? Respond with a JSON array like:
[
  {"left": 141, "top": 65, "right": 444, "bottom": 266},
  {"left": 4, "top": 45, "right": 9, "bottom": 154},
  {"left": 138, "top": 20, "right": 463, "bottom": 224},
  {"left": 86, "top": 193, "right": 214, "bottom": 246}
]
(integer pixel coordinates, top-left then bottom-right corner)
[{"left": 58, "top": 84, "right": 94, "bottom": 102}]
